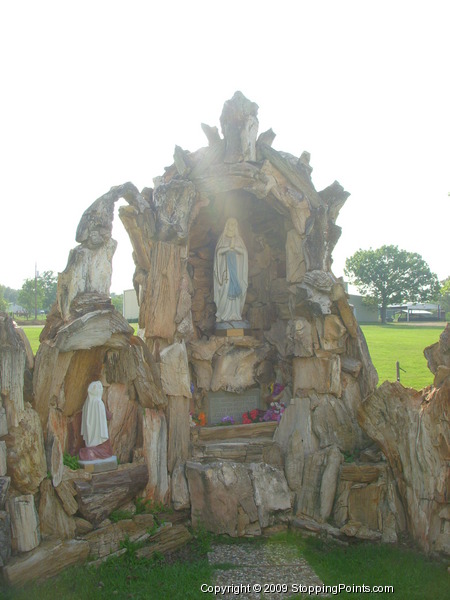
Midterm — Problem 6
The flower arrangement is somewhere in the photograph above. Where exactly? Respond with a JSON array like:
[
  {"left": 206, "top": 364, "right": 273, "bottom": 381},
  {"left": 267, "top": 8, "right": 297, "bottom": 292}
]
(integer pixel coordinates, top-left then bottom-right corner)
[
  {"left": 263, "top": 401, "right": 286, "bottom": 423},
  {"left": 242, "top": 408, "right": 266, "bottom": 424},
  {"left": 241, "top": 403, "right": 286, "bottom": 425},
  {"left": 221, "top": 415, "right": 235, "bottom": 426},
  {"left": 190, "top": 411, "right": 207, "bottom": 427}
]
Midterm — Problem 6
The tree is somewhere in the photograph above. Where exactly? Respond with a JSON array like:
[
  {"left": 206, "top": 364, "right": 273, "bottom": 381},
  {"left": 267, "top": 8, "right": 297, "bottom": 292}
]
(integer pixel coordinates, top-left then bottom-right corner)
[
  {"left": 0, "top": 285, "right": 18, "bottom": 304},
  {"left": 439, "top": 277, "right": 450, "bottom": 314},
  {"left": 344, "top": 245, "right": 440, "bottom": 323},
  {"left": 111, "top": 293, "right": 123, "bottom": 314},
  {"left": 18, "top": 279, "right": 44, "bottom": 318},
  {"left": 40, "top": 271, "right": 58, "bottom": 312},
  {"left": 17, "top": 271, "right": 58, "bottom": 318},
  {"left": 0, "top": 287, "right": 8, "bottom": 312}
]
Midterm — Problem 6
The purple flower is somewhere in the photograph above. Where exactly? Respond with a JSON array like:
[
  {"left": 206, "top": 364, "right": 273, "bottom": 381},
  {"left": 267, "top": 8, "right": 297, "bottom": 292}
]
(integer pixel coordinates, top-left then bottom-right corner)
[{"left": 221, "top": 415, "right": 235, "bottom": 425}]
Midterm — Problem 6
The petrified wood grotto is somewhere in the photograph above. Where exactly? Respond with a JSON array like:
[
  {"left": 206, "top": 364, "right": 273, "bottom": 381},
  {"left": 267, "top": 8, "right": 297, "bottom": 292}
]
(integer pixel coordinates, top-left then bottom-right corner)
[{"left": 0, "top": 92, "right": 448, "bottom": 585}]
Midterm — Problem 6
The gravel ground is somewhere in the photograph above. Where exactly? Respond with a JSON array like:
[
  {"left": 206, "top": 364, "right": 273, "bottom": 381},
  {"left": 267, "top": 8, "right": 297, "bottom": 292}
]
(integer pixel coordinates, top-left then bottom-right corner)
[{"left": 208, "top": 542, "right": 328, "bottom": 599}]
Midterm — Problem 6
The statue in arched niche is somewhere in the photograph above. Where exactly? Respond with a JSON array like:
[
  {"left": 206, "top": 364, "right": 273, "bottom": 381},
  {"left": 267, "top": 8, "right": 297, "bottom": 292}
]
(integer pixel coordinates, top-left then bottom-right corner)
[
  {"left": 79, "top": 381, "right": 115, "bottom": 464},
  {"left": 213, "top": 218, "right": 248, "bottom": 322}
]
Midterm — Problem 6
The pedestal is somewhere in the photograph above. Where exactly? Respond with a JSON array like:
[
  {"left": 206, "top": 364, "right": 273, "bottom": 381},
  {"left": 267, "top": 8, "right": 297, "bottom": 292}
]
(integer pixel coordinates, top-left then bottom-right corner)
[
  {"left": 78, "top": 455, "right": 118, "bottom": 473},
  {"left": 215, "top": 320, "right": 251, "bottom": 337}
]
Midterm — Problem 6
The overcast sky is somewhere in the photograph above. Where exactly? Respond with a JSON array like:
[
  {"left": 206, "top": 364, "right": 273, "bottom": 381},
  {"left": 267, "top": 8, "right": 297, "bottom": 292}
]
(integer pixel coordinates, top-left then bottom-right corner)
[{"left": 1, "top": 0, "right": 448, "bottom": 295}]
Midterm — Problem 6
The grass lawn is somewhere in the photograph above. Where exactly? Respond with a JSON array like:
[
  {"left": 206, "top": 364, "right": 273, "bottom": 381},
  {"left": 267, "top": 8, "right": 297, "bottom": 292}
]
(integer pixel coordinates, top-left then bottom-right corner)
[
  {"left": 2, "top": 533, "right": 448, "bottom": 600},
  {"left": 20, "top": 326, "right": 43, "bottom": 355},
  {"left": 360, "top": 324, "right": 443, "bottom": 390},
  {"left": 297, "top": 533, "right": 449, "bottom": 600}
]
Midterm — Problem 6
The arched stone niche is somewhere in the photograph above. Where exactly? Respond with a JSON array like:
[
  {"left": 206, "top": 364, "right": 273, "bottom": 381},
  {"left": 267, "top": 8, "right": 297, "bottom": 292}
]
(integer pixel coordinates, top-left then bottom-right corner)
[{"left": 188, "top": 190, "right": 287, "bottom": 337}]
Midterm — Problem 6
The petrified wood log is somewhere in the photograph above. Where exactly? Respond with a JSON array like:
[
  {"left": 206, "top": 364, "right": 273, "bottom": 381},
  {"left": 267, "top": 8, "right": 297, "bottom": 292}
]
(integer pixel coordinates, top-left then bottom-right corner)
[
  {"left": 220, "top": 91, "right": 259, "bottom": 163},
  {"left": 8, "top": 494, "right": 41, "bottom": 553},
  {"left": 83, "top": 513, "right": 155, "bottom": 559},
  {"left": 2, "top": 539, "right": 89, "bottom": 587},
  {"left": 54, "top": 309, "right": 133, "bottom": 352},
  {"left": 136, "top": 523, "right": 192, "bottom": 558},
  {"left": 194, "top": 421, "right": 277, "bottom": 443},
  {"left": 139, "top": 241, "right": 182, "bottom": 340},
  {"left": 0, "top": 313, "right": 27, "bottom": 429},
  {"left": 258, "top": 143, "right": 323, "bottom": 209},
  {"left": 73, "top": 463, "right": 148, "bottom": 526},
  {"left": 358, "top": 379, "right": 450, "bottom": 554},
  {"left": 201, "top": 123, "right": 221, "bottom": 146}
]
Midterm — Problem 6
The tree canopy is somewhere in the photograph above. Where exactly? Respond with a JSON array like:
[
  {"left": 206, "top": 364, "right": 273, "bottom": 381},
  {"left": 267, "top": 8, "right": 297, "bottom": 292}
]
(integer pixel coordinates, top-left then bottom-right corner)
[
  {"left": 0, "top": 287, "right": 8, "bottom": 312},
  {"left": 344, "top": 245, "right": 440, "bottom": 323},
  {"left": 17, "top": 271, "right": 57, "bottom": 318},
  {"left": 439, "top": 277, "right": 450, "bottom": 314}
]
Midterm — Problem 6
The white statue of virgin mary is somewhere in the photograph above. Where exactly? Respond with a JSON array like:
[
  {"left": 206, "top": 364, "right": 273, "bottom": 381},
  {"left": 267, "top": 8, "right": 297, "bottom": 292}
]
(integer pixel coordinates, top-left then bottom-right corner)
[
  {"left": 213, "top": 218, "right": 248, "bottom": 322},
  {"left": 80, "top": 381, "right": 109, "bottom": 448}
]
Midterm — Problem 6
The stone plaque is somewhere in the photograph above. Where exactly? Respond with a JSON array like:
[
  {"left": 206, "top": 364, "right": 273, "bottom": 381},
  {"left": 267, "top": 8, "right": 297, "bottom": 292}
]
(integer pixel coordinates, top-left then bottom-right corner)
[{"left": 207, "top": 389, "right": 261, "bottom": 425}]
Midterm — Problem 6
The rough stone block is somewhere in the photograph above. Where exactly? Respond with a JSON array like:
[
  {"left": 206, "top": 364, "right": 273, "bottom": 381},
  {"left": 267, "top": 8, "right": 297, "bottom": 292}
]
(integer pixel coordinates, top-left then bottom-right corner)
[
  {"left": 286, "top": 228, "right": 306, "bottom": 283},
  {"left": 210, "top": 346, "right": 267, "bottom": 393},
  {"left": 142, "top": 408, "right": 169, "bottom": 502},
  {"left": 167, "top": 397, "right": 190, "bottom": 474},
  {"left": 5, "top": 405, "right": 47, "bottom": 495},
  {"left": 39, "top": 478, "right": 76, "bottom": 540},
  {"left": 0, "top": 406, "right": 8, "bottom": 437},
  {"left": 0, "top": 476, "right": 10, "bottom": 509},
  {"left": 0, "top": 510, "right": 11, "bottom": 566},
  {"left": 284, "top": 430, "right": 304, "bottom": 491},
  {"left": 310, "top": 393, "right": 363, "bottom": 453},
  {"left": 248, "top": 463, "right": 291, "bottom": 528},
  {"left": 0, "top": 440, "right": 7, "bottom": 476},
  {"left": 274, "top": 397, "right": 319, "bottom": 456},
  {"left": 288, "top": 318, "right": 314, "bottom": 357},
  {"left": 186, "top": 460, "right": 258, "bottom": 537},
  {"left": 348, "top": 481, "right": 384, "bottom": 532},
  {"left": 295, "top": 445, "right": 342, "bottom": 523},
  {"left": 55, "top": 480, "right": 78, "bottom": 516},
  {"left": 171, "top": 461, "right": 190, "bottom": 511},
  {"left": 83, "top": 514, "right": 155, "bottom": 559},
  {"left": 136, "top": 523, "right": 192, "bottom": 559},
  {"left": 9, "top": 494, "right": 41, "bottom": 553},
  {"left": 106, "top": 383, "right": 139, "bottom": 464},
  {"left": 293, "top": 355, "right": 341, "bottom": 397},
  {"left": 74, "top": 463, "right": 148, "bottom": 526},
  {"left": 160, "top": 341, "right": 191, "bottom": 398}
]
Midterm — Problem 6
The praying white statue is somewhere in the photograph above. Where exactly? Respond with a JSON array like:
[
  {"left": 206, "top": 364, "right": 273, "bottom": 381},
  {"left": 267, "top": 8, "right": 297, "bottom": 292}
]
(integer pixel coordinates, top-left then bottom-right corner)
[
  {"left": 79, "top": 380, "right": 113, "bottom": 461},
  {"left": 213, "top": 217, "right": 248, "bottom": 322}
]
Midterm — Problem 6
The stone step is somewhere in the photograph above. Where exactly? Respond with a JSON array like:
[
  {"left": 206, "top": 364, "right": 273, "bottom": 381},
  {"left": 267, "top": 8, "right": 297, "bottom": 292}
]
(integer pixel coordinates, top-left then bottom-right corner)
[
  {"left": 192, "top": 437, "right": 283, "bottom": 466},
  {"left": 192, "top": 421, "right": 278, "bottom": 443}
]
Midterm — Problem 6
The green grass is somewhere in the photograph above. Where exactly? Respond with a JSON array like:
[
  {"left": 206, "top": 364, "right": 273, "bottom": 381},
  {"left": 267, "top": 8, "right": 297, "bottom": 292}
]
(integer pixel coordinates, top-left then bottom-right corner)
[
  {"left": 2, "top": 533, "right": 448, "bottom": 600},
  {"left": 1, "top": 555, "right": 214, "bottom": 600},
  {"left": 296, "top": 533, "right": 449, "bottom": 600},
  {"left": 360, "top": 324, "right": 443, "bottom": 390},
  {"left": 21, "top": 326, "right": 43, "bottom": 354}
]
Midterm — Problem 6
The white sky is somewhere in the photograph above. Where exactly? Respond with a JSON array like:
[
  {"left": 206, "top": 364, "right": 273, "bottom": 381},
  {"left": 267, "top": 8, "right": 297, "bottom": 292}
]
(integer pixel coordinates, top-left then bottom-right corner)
[{"left": 1, "top": 0, "right": 448, "bottom": 294}]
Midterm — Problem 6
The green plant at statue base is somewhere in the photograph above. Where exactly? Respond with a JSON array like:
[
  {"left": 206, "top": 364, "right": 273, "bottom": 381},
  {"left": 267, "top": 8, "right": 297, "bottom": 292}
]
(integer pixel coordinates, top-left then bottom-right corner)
[{"left": 62, "top": 452, "right": 80, "bottom": 470}]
